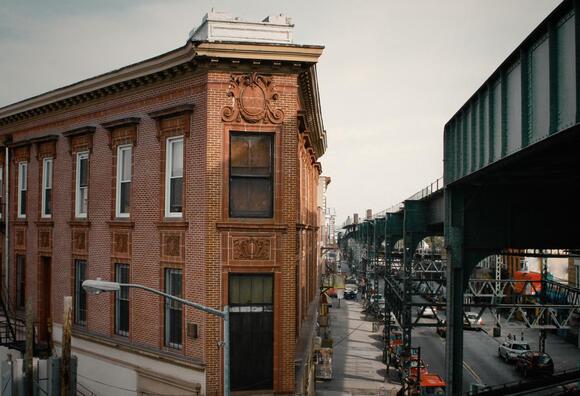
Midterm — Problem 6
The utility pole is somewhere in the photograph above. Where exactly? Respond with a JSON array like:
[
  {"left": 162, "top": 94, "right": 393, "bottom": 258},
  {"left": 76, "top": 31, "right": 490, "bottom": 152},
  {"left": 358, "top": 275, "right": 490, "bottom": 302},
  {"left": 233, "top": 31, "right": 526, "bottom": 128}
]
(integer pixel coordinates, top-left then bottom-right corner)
[
  {"left": 539, "top": 253, "right": 548, "bottom": 353},
  {"left": 25, "top": 300, "right": 34, "bottom": 396},
  {"left": 61, "top": 296, "right": 72, "bottom": 396}
]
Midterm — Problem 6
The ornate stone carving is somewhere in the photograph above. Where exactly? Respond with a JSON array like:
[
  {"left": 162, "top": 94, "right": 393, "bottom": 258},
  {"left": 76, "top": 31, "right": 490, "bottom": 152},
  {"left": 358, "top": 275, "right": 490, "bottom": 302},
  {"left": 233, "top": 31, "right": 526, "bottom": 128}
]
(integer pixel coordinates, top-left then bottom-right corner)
[
  {"left": 39, "top": 229, "right": 51, "bottom": 250},
  {"left": 163, "top": 234, "right": 181, "bottom": 257},
  {"left": 113, "top": 232, "right": 129, "bottom": 255},
  {"left": 233, "top": 238, "right": 271, "bottom": 260},
  {"left": 221, "top": 73, "right": 284, "bottom": 124},
  {"left": 15, "top": 228, "right": 25, "bottom": 250},
  {"left": 73, "top": 229, "right": 87, "bottom": 253}
]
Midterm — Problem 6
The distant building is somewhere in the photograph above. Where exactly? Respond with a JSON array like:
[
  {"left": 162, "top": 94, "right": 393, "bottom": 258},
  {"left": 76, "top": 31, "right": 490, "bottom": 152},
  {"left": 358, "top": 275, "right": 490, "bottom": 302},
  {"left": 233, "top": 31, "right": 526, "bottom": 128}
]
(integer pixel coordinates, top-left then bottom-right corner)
[{"left": 0, "top": 11, "right": 326, "bottom": 395}]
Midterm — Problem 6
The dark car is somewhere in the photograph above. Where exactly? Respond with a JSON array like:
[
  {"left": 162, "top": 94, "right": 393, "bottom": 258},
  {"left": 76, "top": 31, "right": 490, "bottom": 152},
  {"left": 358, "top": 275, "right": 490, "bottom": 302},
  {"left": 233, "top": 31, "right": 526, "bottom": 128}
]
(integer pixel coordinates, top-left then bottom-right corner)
[
  {"left": 515, "top": 351, "right": 554, "bottom": 377},
  {"left": 436, "top": 320, "right": 447, "bottom": 338}
]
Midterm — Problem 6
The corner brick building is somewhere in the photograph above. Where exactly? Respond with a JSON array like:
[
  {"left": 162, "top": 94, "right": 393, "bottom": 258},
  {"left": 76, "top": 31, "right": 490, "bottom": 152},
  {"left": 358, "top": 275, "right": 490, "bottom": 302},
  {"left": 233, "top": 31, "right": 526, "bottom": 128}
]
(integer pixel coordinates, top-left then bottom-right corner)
[{"left": 0, "top": 12, "right": 326, "bottom": 395}]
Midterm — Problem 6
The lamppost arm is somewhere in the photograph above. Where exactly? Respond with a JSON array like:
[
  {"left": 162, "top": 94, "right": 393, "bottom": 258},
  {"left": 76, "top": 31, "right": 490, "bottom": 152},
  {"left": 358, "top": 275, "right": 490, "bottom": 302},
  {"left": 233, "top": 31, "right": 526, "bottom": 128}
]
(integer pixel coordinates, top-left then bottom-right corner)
[
  {"left": 118, "top": 283, "right": 225, "bottom": 318},
  {"left": 83, "top": 279, "right": 230, "bottom": 395}
]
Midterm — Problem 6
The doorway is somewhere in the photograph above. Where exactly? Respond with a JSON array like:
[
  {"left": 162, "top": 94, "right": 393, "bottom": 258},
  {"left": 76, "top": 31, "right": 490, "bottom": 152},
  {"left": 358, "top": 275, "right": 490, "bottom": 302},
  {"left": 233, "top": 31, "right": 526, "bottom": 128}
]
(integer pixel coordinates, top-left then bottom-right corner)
[
  {"left": 229, "top": 274, "right": 274, "bottom": 391},
  {"left": 38, "top": 256, "right": 51, "bottom": 346}
]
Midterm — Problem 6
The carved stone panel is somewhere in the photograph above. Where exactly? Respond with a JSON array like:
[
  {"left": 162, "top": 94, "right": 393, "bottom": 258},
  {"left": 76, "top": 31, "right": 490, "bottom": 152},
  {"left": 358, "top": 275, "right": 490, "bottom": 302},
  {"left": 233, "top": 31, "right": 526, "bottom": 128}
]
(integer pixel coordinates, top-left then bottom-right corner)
[
  {"left": 112, "top": 231, "right": 131, "bottom": 258},
  {"left": 15, "top": 227, "right": 26, "bottom": 251},
  {"left": 161, "top": 231, "right": 184, "bottom": 262},
  {"left": 232, "top": 237, "right": 272, "bottom": 261},
  {"left": 38, "top": 228, "right": 52, "bottom": 253},
  {"left": 72, "top": 228, "right": 88, "bottom": 255},
  {"left": 221, "top": 73, "right": 284, "bottom": 124}
]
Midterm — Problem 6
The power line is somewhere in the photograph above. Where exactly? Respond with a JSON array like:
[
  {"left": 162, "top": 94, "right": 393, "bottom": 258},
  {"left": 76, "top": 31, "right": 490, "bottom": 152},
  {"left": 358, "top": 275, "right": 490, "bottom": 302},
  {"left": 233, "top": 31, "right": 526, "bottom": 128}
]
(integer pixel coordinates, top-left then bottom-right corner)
[{"left": 76, "top": 372, "right": 198, "bottom": 396}]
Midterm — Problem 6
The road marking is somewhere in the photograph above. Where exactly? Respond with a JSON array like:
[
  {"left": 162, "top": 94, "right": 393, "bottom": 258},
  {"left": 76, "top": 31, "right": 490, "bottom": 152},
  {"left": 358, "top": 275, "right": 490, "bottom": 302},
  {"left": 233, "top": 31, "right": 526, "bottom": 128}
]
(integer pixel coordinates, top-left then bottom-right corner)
[{"left": 463, "top": 361, "right": 482, "bottom": 384}]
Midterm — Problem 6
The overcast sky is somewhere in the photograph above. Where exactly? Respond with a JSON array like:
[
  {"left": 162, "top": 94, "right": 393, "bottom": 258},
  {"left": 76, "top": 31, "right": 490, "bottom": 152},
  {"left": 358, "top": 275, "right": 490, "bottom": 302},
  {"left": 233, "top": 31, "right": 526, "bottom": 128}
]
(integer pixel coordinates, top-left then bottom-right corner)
[{"left": 0, "top": 0, "right": 562, "bottom": 224}]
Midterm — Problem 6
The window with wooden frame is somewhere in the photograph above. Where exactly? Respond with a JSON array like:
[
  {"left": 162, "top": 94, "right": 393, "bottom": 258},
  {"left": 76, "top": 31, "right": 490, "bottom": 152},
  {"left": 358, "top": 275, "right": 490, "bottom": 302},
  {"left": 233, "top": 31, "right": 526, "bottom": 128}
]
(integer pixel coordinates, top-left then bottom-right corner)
[
  {"left": 41, "top": 158, "right": 53, "bottom": 218},
  {"left": 16, "top": 255, "right": 25, "bottom": 309},
  {"left": 0, "top": 166, "right": 3, "bottom": 219},
  {"left": 229, "top": 133, "right": 274, "bottom": 218},
  {"left": 115, "top": 263, "right": 130, "bottom": 336},
  {"left": 17, "top": 162, "right": 27, "bottom": 219},
  {"left": 164, "top": 268, "right": 182, "bottom": 349},
  {"left": 75, "top": 152, "right": 89, "bottom": 218},
  {"left": 74, "top": 259, "right": 87, "bottom": 325},
  {"left": 116, "top": 145, "right": 132, "bottom": 218},
  {"left": 165, "top": 137, "right": 183, "bottom": 218}
]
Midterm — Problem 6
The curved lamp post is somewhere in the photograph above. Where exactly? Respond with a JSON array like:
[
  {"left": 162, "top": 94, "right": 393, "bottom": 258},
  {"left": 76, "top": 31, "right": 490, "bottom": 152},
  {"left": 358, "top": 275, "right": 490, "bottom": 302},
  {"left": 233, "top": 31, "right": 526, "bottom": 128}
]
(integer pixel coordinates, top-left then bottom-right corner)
[{"left": 82, "top": 279, "right": 230, "bottom": 395}]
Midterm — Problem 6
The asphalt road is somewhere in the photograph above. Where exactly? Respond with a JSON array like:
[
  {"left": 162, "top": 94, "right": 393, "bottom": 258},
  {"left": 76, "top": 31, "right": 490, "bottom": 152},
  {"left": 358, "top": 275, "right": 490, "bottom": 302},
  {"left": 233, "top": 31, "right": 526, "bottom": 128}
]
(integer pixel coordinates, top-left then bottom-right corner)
[
  {"left": 413, "top": 321, "right": 580, "bottom": 393},
  {"left": 414, "top": 325, "right": 523, "bottom": 390}
]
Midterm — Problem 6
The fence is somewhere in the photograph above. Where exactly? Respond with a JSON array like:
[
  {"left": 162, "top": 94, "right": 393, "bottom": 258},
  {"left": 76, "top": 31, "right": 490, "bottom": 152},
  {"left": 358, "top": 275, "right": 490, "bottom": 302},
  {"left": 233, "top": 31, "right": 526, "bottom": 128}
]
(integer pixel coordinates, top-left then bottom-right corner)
[{"left": 0, "top": 356, "right": 77, "bottom": 396}]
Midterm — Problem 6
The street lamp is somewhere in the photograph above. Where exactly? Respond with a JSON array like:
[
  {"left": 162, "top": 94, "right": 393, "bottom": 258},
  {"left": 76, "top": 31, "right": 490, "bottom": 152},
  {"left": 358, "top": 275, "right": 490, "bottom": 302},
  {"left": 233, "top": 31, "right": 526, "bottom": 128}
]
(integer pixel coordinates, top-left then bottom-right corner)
[{"left": 82, "top": 279, "right": 230, "bottom": 395}]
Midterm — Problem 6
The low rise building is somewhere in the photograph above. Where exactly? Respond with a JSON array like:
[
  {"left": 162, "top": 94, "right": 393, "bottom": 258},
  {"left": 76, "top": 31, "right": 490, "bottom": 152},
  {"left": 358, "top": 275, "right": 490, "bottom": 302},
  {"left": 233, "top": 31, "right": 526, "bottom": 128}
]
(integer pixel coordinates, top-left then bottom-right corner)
[{"left": 0, "top": 11, "right": 326, "bottom": 395}]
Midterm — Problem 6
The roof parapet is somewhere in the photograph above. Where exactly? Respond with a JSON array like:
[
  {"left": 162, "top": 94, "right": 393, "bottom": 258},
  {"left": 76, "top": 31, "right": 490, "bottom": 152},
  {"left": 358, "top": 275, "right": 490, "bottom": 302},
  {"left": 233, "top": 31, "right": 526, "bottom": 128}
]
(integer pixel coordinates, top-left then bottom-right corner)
[{"left": 189, "top": 10, "right": 294, "bottom": 44}]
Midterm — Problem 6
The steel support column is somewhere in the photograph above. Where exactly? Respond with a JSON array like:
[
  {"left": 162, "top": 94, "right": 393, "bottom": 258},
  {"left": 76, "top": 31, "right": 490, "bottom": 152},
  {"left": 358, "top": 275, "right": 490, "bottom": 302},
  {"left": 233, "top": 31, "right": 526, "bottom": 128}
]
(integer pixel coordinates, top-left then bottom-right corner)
[{"left": 445, "top": 189, "right": 465, "bottom": 396}]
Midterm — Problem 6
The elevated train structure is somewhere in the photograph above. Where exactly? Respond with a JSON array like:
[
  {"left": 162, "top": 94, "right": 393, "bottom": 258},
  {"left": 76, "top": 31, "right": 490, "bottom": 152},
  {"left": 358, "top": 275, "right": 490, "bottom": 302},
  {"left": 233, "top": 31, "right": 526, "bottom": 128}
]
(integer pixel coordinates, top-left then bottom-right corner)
[{"left": 340, "top": 1, "right": 580, "bottom": 393}]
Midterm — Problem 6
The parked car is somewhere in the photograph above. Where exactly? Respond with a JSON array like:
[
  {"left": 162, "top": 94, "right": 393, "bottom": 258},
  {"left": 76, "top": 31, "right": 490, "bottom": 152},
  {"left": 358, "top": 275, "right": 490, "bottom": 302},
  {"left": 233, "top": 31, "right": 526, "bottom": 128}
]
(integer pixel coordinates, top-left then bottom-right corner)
[
  {"left": 515, "top": 351, "right": 554, "bottom": 377},
  {"left": 464, "top": 312, "right": 483, "bottom": 330},
  {"left": 436, "top": 317, "right": 479, "bottom": 338},
  {"left": 436, "top": 320, "right": 447, "bottom": 337},
  {"left": 498, "top": 339, "right": 531, "bottom": 362},
  {"left": 417, "top": 306, "right": 437, "bottom": 318},
  {"left": 344, "top": 284, "right": 358, "bottom": 300}
]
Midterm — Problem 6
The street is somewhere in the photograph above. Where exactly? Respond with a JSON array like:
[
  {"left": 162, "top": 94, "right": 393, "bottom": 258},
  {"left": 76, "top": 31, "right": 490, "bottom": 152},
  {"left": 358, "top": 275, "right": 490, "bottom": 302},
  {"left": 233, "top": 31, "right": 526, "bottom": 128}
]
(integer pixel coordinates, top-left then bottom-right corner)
[{"left": 414, "top": 320, "right": 580, "bottom": 393}]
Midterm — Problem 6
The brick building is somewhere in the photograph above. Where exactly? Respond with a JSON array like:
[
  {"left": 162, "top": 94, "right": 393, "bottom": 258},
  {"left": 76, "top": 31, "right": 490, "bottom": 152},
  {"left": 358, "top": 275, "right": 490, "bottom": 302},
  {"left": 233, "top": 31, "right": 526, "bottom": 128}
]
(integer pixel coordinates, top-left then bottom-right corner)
[{"left": 0, "top": 11, "right": 326, "bottom": 395}]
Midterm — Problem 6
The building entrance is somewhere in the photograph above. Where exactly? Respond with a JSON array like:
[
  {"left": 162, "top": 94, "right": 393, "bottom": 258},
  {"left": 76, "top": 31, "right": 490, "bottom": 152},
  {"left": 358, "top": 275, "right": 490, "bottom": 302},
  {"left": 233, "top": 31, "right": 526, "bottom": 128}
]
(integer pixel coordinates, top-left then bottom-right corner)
[{"left": 229, "top": 274, "right": 274, "bottom": 391}]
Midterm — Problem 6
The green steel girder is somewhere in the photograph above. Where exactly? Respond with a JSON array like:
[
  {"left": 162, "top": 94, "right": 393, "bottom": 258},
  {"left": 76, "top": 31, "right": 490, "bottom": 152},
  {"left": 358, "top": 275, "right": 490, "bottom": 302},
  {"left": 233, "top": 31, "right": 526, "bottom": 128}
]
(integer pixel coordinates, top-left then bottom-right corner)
[{"left": 444, "top": 0, "right": 580, "bottom": 186}]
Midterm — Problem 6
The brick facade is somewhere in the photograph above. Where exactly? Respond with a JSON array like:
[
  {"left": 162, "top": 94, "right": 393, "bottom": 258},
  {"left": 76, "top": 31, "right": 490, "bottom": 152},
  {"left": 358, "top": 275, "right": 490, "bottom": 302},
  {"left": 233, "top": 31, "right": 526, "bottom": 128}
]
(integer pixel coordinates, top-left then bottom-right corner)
[{"left": 0, "top": 38, "right": 325, "bottom": 395}]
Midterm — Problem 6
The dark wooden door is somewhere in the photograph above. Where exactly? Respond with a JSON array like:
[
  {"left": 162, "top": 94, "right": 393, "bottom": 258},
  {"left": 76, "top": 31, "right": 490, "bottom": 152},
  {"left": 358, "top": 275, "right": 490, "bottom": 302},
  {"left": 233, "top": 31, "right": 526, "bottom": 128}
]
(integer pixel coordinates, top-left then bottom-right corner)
[
  {"left": 38, "top": 256, "right": 51, "bottom": 345},
  {"left": 229, "top": 274, "right": 273, "bottom": 391}
]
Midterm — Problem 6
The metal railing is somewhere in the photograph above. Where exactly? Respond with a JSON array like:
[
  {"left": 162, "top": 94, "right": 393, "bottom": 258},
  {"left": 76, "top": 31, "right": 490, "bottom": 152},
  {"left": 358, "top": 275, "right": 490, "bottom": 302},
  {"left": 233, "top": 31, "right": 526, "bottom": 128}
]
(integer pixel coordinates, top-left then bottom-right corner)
[{"left": 373, "top": 177, "right": 444, "bottom": 219}]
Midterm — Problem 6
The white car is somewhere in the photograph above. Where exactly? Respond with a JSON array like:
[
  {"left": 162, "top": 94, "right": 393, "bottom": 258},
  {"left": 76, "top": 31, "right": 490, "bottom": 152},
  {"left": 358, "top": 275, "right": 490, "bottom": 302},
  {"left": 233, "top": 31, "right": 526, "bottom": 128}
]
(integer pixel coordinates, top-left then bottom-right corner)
[
  {"left": 498, "top": 340, "right": 531, "bottom": 362},
  {"left": 464, "top": 312, "right": 483, "bottom": 329},
  {"left": 417, "top": 306, "right": 437, "bottom": 318}
]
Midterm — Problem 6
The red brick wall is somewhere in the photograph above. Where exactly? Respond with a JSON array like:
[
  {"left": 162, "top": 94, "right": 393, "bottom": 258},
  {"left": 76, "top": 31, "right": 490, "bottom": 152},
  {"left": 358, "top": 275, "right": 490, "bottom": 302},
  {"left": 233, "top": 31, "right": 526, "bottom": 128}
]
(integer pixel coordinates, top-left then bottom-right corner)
[{"left": 1, "top": 65, "right": 323, "bottom": 395}]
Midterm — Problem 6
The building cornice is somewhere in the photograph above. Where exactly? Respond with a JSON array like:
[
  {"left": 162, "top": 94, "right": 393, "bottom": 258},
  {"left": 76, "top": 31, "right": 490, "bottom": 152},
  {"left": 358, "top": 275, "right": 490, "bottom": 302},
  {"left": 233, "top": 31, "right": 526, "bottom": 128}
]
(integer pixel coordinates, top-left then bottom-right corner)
[
  {"left": 0, "top": 41, "right": 325, "bottom": 141},
  {"left": 192, "top": 41, "right": 323, "bottom": 64},
  {"left": 299, "top": 65, "right": 326, "bottom": 159},
  {"left": 0, "top": 44, "right": 197, "bottom": 123}
]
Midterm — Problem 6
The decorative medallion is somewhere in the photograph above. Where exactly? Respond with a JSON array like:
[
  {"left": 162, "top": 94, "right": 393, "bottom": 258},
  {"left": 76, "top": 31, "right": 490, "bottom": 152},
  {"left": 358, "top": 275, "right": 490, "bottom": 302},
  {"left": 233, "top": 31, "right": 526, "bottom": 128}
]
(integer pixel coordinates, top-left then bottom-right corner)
[
  {"left": 39, "top": 229, "right": 52, "bottom": 251},
  {"left": 221, "top": 73, "right": 284, "bottom": 124},
  {"left": 72, "top": 229, "right": 87, "bottom": 253},
  {"left": 113, "top": 232, "right": 129, "bottom": 256},
  {"left": 15, "top": 228, "right": 26, "bottom": 250},
  {"left": 232, "top": 238, "right": 271, "bottom": 260},
  {"left": 162, "top": 232, "right": 182, "bottom": 259}
]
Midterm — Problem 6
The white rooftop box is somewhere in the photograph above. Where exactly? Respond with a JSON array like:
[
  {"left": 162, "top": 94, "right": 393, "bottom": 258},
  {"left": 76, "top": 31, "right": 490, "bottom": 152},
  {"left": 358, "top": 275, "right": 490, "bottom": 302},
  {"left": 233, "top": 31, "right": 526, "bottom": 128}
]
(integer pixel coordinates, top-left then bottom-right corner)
[{"left": 190, "top": 10, "right": 294, "bottom": 44}]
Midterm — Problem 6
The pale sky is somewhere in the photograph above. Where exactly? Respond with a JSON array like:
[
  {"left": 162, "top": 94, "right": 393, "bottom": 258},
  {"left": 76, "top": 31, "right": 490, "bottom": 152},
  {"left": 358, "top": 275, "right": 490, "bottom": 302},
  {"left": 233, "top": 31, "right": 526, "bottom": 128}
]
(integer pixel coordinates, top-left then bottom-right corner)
[{"left": 0, "top": 0, "right": 562, "bottom": 225}]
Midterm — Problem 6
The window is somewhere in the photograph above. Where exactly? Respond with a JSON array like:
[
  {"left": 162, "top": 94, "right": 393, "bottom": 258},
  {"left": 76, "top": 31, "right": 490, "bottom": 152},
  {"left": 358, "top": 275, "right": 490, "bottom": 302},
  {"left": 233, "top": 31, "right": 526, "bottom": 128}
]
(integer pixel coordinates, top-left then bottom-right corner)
[
  {"left": 229, "top": 133, "right": 273, "bottom": 218},
  {"left": 75, "top": 152, "right": 89, "bottom": 218},
  {"left": 116, "top": 145, "right": 132, "bottom": 217},
  {"left": 115, "top": 264, "right": 129, "bottom": 336},
  {"left": 0, "top": 166, "right": 3, "bottom": 219},
  {"left": 74, "top": 260, "right": 87, "bottom": 325},
  {"left": 42, "top": 158, "right": 53, "bottom": 218},
  {"left": 16, "top": 255, "right": 25, "bottom": 309},
  {"left": 17, "top": 162, "right": 27, "bottom": 218},
  {"left": 164, "top": 268, "right": 182, "bottom": 348},
  {"left": 165, "top": 137, "right": 183, "bottom": 217}
]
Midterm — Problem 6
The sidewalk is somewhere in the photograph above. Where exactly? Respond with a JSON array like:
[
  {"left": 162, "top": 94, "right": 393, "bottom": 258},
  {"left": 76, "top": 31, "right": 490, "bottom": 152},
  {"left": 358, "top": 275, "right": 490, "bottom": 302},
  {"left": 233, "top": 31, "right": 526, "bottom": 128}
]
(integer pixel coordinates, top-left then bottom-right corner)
[{"left": 316, "top": 296, "right": 400, "bottom": 396}]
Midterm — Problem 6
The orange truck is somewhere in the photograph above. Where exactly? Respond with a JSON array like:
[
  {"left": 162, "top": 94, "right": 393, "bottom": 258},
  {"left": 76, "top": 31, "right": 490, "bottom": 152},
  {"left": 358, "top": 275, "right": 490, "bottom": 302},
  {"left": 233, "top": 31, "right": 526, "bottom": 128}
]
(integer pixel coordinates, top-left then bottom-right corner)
[
  {"left": 399, "top": 372, "right": 447, "bottom": 396},
  {"left": 416, "top": 373, "right": 446, "bottom": 395},
  {"left": 513, "top": 271, "right": 542, "bottom": 295}
]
